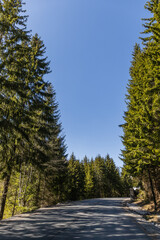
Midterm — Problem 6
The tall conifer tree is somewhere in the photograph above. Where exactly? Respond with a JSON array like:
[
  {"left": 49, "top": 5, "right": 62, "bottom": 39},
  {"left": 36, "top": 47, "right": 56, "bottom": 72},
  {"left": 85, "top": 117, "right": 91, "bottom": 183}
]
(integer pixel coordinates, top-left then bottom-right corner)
[
  {"left": 0, "top": 0, "right": 31, "bottom": 219},
  {"left": 121, "top": 0, "right": 160, "bottom": 210},
  {"left": 0, "top": 1, "right": 67, "bottom": 218}
]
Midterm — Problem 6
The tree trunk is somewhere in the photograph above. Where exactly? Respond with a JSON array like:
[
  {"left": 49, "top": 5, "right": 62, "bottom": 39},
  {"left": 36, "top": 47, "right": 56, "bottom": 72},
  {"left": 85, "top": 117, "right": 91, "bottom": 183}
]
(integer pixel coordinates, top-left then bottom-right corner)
[
  {"left": 12, "top": 187, "right": 18, "bottom": 216},
  {"left": 0, "top": 173, "right": 11, "bottom": 220},
  {"left": 23, "top": 166, "right": 32, "bottom": 207},
  {"left": 18, "top": 170, "right": 22, "bottom": 206},
  {"left": 148, "top": 169, "right": 157, "bottom": 211},
  {"left": 35, "top": 174, "right": 41, "bottom": 207},
  {"left": 42, "top": 176, "right": 46, "bottom": 206}
]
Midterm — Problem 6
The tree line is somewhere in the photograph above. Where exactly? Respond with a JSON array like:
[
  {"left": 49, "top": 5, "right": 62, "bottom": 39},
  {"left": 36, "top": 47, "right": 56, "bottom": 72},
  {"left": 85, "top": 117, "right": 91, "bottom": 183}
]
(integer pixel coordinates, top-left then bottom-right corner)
[
  {"left": 0, "top": 0, "right": 132, "bottom": 220},
  {"left": 0, "top": 153, "right": 131, "bottom": 219},
  {"left": 121, "top": 0, "right": 160, "bottom": 210},
  {"left": 66, "top": 154, "right": 131, "bottom": 201},
  {"left": 0, "top": 0, "right": 67, "bottom": 219}
]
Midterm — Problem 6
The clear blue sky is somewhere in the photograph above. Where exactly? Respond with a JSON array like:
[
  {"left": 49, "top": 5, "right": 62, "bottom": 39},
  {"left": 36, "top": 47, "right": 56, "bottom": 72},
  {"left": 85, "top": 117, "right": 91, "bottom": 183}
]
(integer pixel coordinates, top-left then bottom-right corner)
[{"left": 25, "top": 0, "right": 150, "bottom": 168}]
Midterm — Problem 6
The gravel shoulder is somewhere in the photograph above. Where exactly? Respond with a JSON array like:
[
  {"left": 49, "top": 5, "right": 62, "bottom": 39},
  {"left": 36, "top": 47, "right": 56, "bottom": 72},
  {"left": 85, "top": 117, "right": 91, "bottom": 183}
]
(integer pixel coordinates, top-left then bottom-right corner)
[{"left": 123, "top": 200, "right": 160, "bottom": 240}]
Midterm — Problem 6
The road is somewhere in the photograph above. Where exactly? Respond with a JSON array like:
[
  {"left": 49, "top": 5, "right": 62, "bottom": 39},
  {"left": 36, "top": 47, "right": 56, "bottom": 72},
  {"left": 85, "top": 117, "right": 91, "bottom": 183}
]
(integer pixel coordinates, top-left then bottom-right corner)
[{"left": 0, "top": 198, "right": 151, "bottom": 240}]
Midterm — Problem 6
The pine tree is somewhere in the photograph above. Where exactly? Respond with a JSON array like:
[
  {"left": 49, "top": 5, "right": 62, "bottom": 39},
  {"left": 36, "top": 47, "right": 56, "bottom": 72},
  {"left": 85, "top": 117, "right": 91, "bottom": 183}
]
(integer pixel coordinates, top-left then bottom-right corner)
[
  {"left": 67, "top": 154, "right": 85, "bottom": 201},
  {"left": 0, "top": 1, "right": 67, "bottom": 218},
  {"left": 41, "top": 83, "right": 67, "bottom": 202},
  {"left": 83, "top": 157, "right": 94, "bottom": 198},
  {"left": 121, "top": 0, "right": 160, "bottom": 210},
  {"left": 0, "top": 0, "right": 32, "bottom": 219},
  {"left": 121, "top": 44, "right": 144, "bottom": 174},
  {"left": 105, "top": 155, "right": 122, "bottom": 197},
  {"left": 94, "top": 155, "right": 107, "bottom": 197}
]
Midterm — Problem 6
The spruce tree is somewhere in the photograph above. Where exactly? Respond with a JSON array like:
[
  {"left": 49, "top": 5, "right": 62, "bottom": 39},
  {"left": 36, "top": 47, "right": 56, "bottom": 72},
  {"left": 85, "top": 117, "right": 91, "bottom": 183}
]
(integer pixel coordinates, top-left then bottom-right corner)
[
  {"left": 121, "top": 44, "right": 144, "bottom": 174},
  {"left": 0, "top": 1, "right": 66, "bottom": 218},
  {"left": 0, "top": 0, "right": 31, "bottom": 219},
  {"left": 105, "top": 155, "right": 122, "bottom": 197},
  {"left": 67, "top": 154, "right": 85, "bottom": 201},
  {"left": 121, "top": 0, "right": 160, "bottom": 210},
  {"left": 94, "top": 155, "right": 107, "bottom": 197},
  {"left": 83, "top": 157, "right": 94, "bottom": 198},
  {"left": 41, "top": 83, "right": 67, "bottom": 202}
]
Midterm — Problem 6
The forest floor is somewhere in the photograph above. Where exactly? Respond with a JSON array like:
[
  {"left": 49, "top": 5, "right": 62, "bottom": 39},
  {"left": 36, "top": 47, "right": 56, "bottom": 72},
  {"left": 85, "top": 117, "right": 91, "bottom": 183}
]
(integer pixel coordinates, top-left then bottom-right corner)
[
  {"left": 135, "top": 199, "right": 160, "bottom": 223},
  {"left": 124, "top": 199, "right": 160, "bottom": 240}
]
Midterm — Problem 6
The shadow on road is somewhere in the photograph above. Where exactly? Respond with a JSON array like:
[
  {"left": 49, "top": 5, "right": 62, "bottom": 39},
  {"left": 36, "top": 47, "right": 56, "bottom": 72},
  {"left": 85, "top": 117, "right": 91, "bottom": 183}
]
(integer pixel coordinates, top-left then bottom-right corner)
[{"left": 0, "top": 198, "right": 150, "bottom": 239}]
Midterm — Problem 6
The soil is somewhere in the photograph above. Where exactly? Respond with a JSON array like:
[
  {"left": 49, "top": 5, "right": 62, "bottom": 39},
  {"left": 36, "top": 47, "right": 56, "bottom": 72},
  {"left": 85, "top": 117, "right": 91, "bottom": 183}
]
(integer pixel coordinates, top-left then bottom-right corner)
[{"left": 134, "top": 199, "right": 160, "bottom": 224}]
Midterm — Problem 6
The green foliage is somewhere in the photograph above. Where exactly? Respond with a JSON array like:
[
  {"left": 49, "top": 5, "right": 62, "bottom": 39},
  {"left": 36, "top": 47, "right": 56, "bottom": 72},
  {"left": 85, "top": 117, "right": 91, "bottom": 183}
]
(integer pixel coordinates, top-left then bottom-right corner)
[
  {"left": 120, "top": 167, "right": 133, "bottom": 197},
  {"left": 0, "top": 0, "right": 67, "bottom": 219},
  {"left": 66, "top": 154, "right": 125, "bottom": 200},
  {"left": 105, "top": 155, "right": 123, "bottom": 197},
  {"left": 121, "top": 0, "right": 160, "bottom": 210},
  {"left": 0, "top": 0, "right": 136, "bottom": 219},
  {"left": 67, "top": 153, "right": 85, "bottom": 201},
  {"left": 84, "top": 163, "right": 94, "bottom": 198}
]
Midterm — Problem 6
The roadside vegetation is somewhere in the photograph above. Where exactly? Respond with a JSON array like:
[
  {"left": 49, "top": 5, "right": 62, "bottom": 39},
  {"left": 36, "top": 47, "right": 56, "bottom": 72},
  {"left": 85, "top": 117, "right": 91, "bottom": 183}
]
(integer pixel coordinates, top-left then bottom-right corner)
[
  {"left": 0, "top": 152, "right": 131, "bottom": 219},
  {"left": 121, "top": 0, "right": 160, "bottom": 211}
]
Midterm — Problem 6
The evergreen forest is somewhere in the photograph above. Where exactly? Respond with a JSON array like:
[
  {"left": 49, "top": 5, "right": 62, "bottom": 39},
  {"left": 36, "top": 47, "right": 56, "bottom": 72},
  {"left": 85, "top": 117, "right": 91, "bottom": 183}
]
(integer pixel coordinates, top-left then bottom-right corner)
[
  {"left": 121, "top": 0, "right": 160, "bottom": 211},
  {"left": 0, "top": 0, "right": 130, "bottom": 220},
  {"left": 0, "top": 0, "right": 160, "bottom": 221}
]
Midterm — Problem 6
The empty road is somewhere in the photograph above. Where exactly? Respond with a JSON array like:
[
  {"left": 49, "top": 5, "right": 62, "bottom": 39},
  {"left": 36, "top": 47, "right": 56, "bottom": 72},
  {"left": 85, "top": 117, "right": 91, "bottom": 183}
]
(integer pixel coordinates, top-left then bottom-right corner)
[{"left": 0, "top": 198, "right": 151, "bottom": 239}]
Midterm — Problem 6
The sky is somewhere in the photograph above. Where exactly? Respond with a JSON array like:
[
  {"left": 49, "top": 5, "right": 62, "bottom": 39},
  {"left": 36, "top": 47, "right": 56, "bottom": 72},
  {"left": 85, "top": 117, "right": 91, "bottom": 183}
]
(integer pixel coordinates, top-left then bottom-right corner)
[{"left": 25, "top": 0, "right": 150, "bottom": 168}]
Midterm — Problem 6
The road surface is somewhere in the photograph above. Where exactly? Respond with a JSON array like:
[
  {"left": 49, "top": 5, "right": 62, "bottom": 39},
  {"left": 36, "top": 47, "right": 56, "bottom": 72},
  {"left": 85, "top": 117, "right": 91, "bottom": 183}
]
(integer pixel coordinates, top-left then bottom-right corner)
[{"left": 0, "top": 198, "right": 151, "bottom": 239}]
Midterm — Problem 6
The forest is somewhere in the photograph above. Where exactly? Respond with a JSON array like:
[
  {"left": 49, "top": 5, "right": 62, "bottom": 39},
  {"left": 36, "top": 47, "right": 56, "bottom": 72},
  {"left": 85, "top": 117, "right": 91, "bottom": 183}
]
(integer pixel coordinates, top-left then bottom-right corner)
[
  {"left": 121, "top": 0, "right": 160, "bottom": 211},
  {"left": 0, "top": 153, "right": 131, "bottom": 219},
  {"left": 0, "top": 0, "right": 160, "bottom": 220},
  {"left": 0, "top": 0, "right": 131, "bottom": 220}
]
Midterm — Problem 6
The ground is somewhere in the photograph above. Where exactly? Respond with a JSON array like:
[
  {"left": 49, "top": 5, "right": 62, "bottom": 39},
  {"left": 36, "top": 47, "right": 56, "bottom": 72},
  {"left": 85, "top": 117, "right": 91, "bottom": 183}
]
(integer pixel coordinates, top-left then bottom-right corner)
[{"left": 0, "top": 198, "right": 159, "bottom": 239}]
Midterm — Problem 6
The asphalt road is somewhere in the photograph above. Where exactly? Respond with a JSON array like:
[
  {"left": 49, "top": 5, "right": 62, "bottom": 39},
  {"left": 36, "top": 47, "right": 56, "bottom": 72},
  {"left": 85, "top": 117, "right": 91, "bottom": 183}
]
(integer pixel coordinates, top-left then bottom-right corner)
[{"left": 0, "top": 198, "right": 151, "bottom": 240}]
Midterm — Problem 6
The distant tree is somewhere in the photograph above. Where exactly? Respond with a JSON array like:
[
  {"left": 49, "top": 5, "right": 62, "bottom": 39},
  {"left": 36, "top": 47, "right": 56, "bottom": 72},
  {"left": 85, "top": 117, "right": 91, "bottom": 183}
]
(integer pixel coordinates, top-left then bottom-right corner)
[
  {"left": 83, "top": 157, "right": 94, "bottom": 198},
  {"left": 93, "top": 155, "right": 107, "bottom": 197},
  {"left": 67, "top": 154, "right": 85, "bottom": 201},
  {"left": 105, "top": 155, "right": 122, "bottom": 197},
  {"left": 121, "top": 167, "right": 133, "bottom": 197}
]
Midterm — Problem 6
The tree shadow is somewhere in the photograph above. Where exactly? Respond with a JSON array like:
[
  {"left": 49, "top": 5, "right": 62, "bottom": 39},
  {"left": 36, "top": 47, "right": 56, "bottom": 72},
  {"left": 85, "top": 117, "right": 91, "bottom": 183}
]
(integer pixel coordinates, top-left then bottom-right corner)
[{"left": 0, "top": 198, "right": 150, "bottom": 239}]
